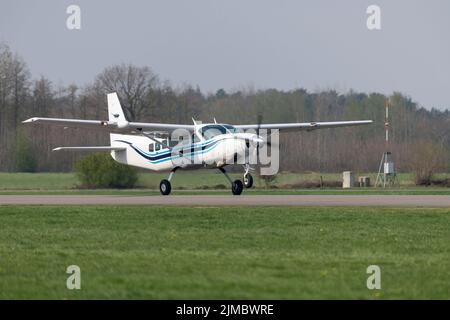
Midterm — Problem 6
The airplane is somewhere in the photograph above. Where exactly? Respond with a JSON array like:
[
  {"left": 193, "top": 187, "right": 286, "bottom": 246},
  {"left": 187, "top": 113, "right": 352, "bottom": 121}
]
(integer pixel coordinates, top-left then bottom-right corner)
[{"left": 23, "top": 92, "right": 373, "bottom": 195}]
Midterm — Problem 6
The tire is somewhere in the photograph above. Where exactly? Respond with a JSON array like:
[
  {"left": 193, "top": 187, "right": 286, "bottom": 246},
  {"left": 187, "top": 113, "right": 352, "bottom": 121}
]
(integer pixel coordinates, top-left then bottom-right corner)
[
  {"left": 231, "top": 180, "right": 243, "bottom": 195},
  {"left": 243, "top": 174, "right": 253, "bottom": 188},
  {"left": 159, "top": 179, "right": 171, "bottom": 195}
]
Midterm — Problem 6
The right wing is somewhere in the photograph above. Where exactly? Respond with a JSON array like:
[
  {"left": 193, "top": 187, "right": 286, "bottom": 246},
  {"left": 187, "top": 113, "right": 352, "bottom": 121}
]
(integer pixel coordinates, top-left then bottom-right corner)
[{"left": 234, "top": 120, "right": 373, "bottom": 132}]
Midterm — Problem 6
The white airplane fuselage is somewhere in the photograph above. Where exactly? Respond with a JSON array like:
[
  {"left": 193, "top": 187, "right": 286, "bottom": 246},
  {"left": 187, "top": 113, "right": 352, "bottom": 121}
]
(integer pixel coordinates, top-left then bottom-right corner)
[{"left": 110, "top": 128, "right": 257, "bottom": 172}]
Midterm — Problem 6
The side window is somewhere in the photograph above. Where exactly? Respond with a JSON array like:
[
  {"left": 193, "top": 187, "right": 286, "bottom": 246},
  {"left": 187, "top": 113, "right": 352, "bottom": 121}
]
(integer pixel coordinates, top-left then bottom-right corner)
[
  {"left": 149, "top": 144, "right": 154, "bottom": 152},
  {"left": 155, "top": 143, "right": 161, "bottom": 151},
  {"left": 169, "top": 138, "right": 179, "bottom": 148}
]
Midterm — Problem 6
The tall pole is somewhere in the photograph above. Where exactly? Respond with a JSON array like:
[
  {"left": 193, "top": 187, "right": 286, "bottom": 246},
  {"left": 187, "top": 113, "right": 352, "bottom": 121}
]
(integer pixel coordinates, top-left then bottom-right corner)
[
  {"left": 384, "top": 100, "right": 389, "bottom": 187},
  {"left": 375, "top": 98, "right": 395, "bottom": 188},
  {"left": 385, "top": 99, "right": 389, "bottom": 147}
]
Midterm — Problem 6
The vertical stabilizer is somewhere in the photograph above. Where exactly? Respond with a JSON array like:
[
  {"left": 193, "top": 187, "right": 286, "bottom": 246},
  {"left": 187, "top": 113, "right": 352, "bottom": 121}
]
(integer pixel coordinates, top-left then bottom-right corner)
[{"left": 107, "top": 92, "right": 126, "bottom": 122}]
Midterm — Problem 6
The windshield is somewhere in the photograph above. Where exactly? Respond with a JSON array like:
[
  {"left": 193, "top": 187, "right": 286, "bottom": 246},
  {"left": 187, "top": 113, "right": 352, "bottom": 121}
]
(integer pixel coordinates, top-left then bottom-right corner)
[
  {"left": 199, "top": 125, "right": 229, "bottom": 139},
  {"left": 222, "top": 124, "right": 238, "bottom": 133}
]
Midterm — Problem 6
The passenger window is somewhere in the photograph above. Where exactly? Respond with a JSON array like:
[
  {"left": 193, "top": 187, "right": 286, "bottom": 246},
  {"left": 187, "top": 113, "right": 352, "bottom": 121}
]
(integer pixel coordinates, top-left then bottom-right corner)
[
  {"left": 155, "top": 143, "right": 161, "bottom": 151},
  {"left": 149, "top": 144, "right": 154, "bottom": 152},
  {"left": 169, "top": 138, "right": 179, "bottom": 148}
]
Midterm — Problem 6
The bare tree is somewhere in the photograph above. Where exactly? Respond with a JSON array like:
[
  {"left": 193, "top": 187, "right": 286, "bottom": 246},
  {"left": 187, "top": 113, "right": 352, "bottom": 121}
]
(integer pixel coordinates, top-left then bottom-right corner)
[
  {"left": 407, "top": 141, "right": 448, "bottom": 185},
  {"left": 94, "top": 63, "right": 159, "bottom": 121}
]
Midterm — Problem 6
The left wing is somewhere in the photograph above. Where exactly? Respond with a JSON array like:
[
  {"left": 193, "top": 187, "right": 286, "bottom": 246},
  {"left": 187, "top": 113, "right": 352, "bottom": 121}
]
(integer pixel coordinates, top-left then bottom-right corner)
[
  {"left": 22, "top": 117, "right": 195, "bottom": 133},
  {"left": 52, "top": 146, "right": 126, "bottom": 152},
  {"left": 234, "top": 120, "right": 373, "bottom": 132},
  {"left": 23, "top": 92, "right": 195, "bottom": 133}
]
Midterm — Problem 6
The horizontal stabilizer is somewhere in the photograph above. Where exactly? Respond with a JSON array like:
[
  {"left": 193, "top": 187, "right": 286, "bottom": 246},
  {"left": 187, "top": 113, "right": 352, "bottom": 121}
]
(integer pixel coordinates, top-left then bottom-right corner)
[{"left": 52, "top": 146, "right": 126, "bottom": 152}]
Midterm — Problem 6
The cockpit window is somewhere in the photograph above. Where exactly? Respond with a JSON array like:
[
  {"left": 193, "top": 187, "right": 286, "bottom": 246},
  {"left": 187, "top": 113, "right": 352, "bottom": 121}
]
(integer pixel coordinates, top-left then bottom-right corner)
[
  {"left": 222, "top": 124, "right": 238, "bottom": 133},
  {"left": 199, "top": 125, "right": 229, "bottom": 139}
]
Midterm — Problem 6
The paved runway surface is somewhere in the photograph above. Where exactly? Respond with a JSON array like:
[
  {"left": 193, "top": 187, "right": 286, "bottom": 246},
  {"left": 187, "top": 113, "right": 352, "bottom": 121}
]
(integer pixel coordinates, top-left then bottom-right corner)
[{"left": 1, "top": 195, "right": 450, "bottom": 207}]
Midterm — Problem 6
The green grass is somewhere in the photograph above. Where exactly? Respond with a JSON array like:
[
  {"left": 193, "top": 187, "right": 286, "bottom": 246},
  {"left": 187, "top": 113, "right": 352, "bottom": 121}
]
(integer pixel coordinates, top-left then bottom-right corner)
[
  {"left": 0, "top": 206, "right": 449, "bottom": 299},
  {"left": 0, "top": 173, "right": 79, "bottom": 190},
  {"left": 0, "top": 171, "right": 439, "bottom": 190},
  {"left": 2, "top": 188, "right": 450, "bottom": 196},
  {"left": 1, "top": 172, "right": 450, "bottom": 195}
]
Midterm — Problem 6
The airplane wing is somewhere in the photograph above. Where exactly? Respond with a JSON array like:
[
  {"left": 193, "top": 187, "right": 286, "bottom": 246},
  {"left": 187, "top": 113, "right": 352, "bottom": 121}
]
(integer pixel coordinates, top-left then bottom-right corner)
[
  {"left": 22, "top": 93, "right": 371, "bottom": 134},
  {"left": 52, "top": 146, "right": 126, "bottom": 152},
  {"left": 234, "top": 120, "right": 373, "bottom": 132},
  {"left": 22, "top": 117, "right": 195, "bottom": 133}
]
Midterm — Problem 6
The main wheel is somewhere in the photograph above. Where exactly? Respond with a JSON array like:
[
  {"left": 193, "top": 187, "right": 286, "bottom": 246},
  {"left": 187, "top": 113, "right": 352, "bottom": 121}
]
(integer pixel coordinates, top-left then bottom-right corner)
[
  {"left": 159, "top": 179, "right": 171, "bottom": 195},
  {"left": 243, "top": 174, "right": 253, "bottom": 188},
  {"left": 231, "top": 180, "right": 243, "bottom": 195}
]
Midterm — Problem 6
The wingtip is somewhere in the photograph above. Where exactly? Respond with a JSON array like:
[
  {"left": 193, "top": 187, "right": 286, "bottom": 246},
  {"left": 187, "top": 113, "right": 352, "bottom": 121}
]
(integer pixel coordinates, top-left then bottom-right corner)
[
  {"left": 22, "top": 118, "right": 35, "bottom": 124},
  {"left": 52, "top": 147, "right": 62, "bottom": 151}
]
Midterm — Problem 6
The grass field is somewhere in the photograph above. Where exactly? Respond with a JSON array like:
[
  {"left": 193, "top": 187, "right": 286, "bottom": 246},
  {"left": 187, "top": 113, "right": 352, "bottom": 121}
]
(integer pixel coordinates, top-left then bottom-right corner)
[
  {"left": 1, "top": 172, "right": 450, "bottom": 195},
  {"left": 0, "top": 205, "right": 449, "bottom": 299},
  {"left": 1, "top": 171, "right": 446, "bottom": 189}
]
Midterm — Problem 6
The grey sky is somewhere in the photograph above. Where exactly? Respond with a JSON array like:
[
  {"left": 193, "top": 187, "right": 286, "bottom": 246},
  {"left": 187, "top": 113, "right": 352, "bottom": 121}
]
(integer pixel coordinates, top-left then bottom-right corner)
[{"left": 0, "top": 0, "right": 449, "bottom": 109}]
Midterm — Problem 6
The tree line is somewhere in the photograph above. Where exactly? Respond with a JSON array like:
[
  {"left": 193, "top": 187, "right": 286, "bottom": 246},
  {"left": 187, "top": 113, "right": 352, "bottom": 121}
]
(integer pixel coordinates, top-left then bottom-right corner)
[{"left": 1, "top": 43, "right": 449, "bottom": 174}]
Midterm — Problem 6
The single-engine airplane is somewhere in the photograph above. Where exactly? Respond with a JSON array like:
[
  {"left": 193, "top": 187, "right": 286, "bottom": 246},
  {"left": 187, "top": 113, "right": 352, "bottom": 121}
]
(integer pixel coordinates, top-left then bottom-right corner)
[{"left": 23, "top": 93, "right": 372, "bottom": 195}]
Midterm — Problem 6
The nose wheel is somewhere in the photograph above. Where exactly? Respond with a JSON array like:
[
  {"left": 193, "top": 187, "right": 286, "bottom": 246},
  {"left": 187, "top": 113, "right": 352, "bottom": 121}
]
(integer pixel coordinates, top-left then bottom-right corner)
[
  {"left": 159, "top": 179, "right": 171, "bottom": 195},
  {"left": 243, "top": 173, "right": 253, "bottom": 188}
]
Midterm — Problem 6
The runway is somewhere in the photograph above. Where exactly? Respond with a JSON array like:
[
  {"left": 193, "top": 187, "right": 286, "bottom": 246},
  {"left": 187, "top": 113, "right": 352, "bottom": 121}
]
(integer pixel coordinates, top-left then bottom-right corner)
[{"left": 1, "top": 195, "right": 450, "bottom": 207}]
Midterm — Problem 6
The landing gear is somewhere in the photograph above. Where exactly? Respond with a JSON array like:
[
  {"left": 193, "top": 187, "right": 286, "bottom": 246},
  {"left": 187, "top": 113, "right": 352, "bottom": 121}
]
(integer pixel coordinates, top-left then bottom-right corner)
[
  {"left": 232, "top": 180, "right": 243, "bottom": 195},
  {"left": 159, "top": 179, "right": 171, "bottom": 195},
  {"left": 219, "top": 167, "right": 243, "bottom": 196},
  {"left": 243, "top": 164, "right": 254, "bottom": 188},
  {"left": 159, "top": 168, "right": 178, "bottom": 195},
  {"left": 160, "top": 166, "right": 249, "bottom": 196},
  {"left": 243, "top": 173, "right": 253, "bottom": 188}
]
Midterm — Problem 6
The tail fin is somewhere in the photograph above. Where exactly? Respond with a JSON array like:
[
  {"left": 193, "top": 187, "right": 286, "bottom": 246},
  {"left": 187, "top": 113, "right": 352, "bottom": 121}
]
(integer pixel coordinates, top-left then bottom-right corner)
[{"left": 107, "top": 92, "right": 126, "bottom": 122}]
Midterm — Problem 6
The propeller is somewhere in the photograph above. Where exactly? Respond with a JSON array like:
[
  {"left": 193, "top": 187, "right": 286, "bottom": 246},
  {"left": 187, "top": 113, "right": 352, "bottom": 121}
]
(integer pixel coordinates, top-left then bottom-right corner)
[
  {"left": 256, "top": 112, "right": 263, "bottom": 156},
  {"left": 240, "top": 112, "right": 280, "bottom": 166},
  {"left": 254, "top": 113, "right": 279, "bottom": 158}
]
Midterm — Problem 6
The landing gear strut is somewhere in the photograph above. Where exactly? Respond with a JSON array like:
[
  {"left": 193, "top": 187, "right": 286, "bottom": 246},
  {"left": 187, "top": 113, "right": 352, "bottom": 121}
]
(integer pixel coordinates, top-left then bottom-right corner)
[
  {"left": 159, "top": 168, "right": 178, "bottom": 195},
  {"left": 219, "top": 167, "right": 243, "bottom": 195}
]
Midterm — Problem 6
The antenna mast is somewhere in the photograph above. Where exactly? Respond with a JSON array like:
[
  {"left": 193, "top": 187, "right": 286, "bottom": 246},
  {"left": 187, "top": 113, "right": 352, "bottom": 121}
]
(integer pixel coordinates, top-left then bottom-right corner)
[{"left": 375, "top": 98, "right": 396, "bottom": 187}]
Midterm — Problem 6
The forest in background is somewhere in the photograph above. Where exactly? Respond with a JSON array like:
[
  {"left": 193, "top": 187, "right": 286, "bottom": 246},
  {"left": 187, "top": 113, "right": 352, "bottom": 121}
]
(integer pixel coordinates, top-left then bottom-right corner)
[{"left": 1, "top": 43, "right": 449, "bottom": 174}]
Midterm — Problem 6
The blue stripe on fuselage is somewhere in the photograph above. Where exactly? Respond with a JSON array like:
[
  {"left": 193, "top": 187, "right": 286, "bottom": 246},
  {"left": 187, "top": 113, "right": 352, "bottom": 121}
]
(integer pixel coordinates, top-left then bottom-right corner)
[{"left": 113, "top": 138, "right": 221, "bottom": 163}]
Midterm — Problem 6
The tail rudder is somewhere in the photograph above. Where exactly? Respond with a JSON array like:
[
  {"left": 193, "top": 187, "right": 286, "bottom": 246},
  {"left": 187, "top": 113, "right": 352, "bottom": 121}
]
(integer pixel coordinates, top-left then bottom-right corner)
[{"left": 107, "top": 92, "right": 126, "bottom": 122}]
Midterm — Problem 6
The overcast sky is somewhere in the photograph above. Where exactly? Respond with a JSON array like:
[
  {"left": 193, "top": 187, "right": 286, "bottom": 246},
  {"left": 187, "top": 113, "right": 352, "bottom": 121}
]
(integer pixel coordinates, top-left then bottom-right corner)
[{"left": 0, "top": 0, "right": 449, "bottom": 109}]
